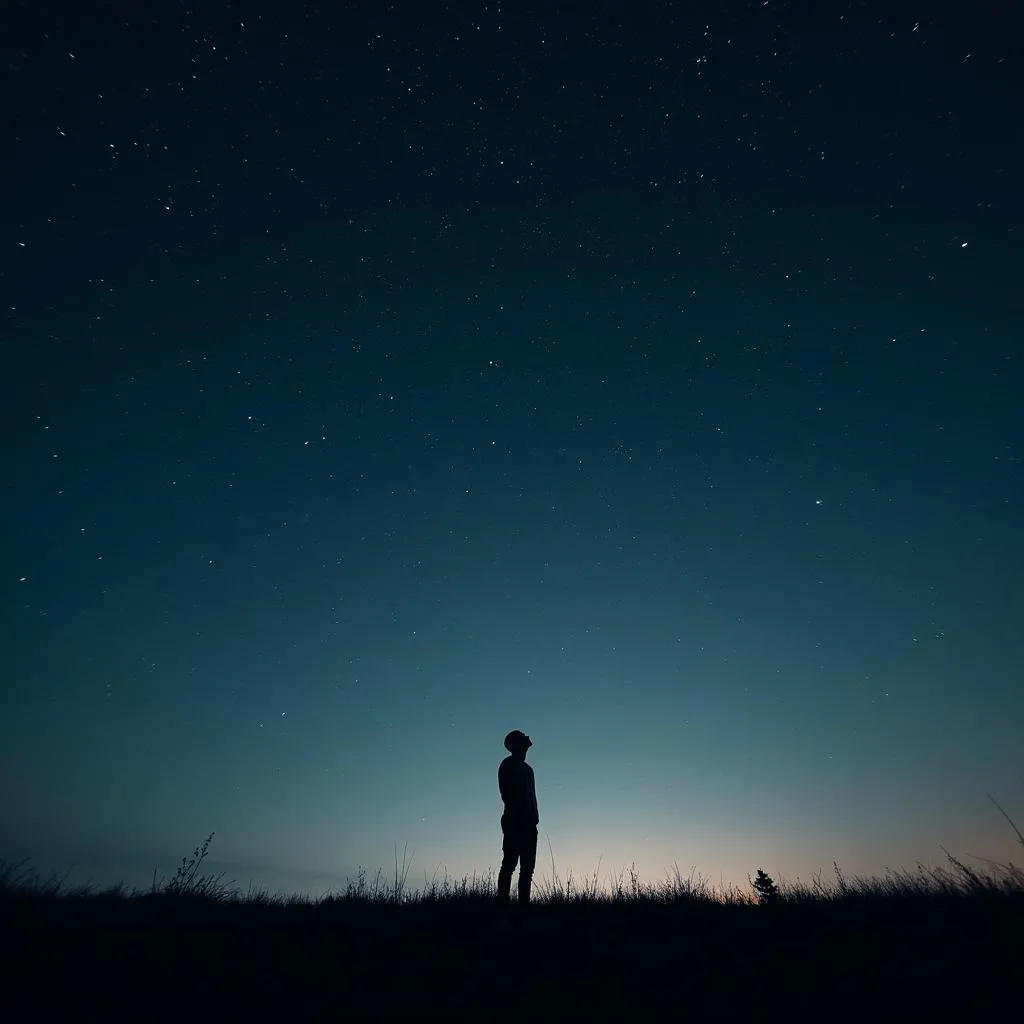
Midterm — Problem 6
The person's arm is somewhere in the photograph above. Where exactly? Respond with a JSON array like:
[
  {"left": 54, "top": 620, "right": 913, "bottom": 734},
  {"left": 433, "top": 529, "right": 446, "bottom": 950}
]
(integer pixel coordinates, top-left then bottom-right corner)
[{"left": 498, "top": 760, "right": 509, "bottom": 806}]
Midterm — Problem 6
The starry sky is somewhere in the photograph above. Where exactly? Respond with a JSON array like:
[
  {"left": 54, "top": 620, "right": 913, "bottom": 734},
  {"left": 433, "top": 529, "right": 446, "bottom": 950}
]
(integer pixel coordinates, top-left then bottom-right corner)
[{"left": 2, "top": 1, "right": 1021, "bottom": 897}]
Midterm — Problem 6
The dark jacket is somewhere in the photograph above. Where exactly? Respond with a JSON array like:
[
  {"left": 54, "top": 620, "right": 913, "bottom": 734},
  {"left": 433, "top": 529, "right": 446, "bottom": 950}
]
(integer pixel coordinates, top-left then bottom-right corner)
[{"left": 498, "top": 755, "right": 539, "bottom": 828}]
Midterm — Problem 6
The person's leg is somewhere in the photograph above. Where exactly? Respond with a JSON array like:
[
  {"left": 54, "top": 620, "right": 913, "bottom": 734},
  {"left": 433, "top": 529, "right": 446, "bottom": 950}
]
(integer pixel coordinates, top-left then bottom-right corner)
[
  {"left": 518, "top": 827, "right": 538, "bottom": 905},
  {"left": 496, "top": 827, "right": 520, "bottom": 905}
]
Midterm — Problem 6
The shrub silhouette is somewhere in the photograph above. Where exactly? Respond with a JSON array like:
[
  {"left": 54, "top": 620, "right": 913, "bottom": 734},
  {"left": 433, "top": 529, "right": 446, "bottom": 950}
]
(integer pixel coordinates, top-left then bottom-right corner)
[
  {"left": 752, "top": 868, "right": 780, "bottom": 905},
  {"left": 155, "top": 832, "right": 237, "bottom": 901}
]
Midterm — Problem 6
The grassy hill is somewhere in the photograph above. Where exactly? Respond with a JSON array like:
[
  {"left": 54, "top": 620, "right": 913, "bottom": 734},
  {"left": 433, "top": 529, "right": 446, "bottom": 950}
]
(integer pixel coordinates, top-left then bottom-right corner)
[{"left": 4, "top": 819, "right": 1021, "bottom": 1019}]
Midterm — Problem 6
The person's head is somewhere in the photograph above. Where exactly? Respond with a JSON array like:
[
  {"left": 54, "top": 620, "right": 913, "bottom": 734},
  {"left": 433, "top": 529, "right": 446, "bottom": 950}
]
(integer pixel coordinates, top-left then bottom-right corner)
[{"left": 504, "top": 729, "right": 532, "bottom": 757}]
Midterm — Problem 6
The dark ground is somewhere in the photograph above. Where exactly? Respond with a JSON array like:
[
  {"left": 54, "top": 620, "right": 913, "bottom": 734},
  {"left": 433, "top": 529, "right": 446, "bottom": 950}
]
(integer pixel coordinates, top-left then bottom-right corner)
[{"left": 4, "top": 889, "right": 1021, "bottom": 1020}]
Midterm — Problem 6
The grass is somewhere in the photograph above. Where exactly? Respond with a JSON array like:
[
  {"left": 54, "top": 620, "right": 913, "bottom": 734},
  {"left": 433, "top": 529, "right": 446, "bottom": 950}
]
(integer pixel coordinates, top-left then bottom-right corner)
[{"left": 2, "top": 798, "right": 1022, "bottom": 1018}]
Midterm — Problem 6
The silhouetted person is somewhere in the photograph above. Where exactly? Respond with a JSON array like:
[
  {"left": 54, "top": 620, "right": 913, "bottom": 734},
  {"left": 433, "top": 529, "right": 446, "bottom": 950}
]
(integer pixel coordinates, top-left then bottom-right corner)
[{"left": 496, "top": 729, "right": 539, "bottom": 907}]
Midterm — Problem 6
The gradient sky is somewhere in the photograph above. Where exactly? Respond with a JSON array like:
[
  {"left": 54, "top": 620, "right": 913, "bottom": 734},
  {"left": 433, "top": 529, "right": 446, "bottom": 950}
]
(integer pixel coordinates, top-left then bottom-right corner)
[{"left": 2, "top": 1, "right": 1021, "bottom": 898}]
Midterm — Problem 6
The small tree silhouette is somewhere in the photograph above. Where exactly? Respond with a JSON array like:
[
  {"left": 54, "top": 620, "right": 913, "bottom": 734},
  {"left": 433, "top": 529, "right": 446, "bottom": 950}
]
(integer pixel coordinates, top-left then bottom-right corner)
[{"left": 751, "top": 868, "right": 780, "bottom": 905}]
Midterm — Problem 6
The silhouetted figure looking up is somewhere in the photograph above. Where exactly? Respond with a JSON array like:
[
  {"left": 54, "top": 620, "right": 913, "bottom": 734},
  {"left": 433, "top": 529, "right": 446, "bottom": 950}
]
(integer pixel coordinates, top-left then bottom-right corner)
[{"left": 496, "top": 729, "right": 539, "bottom": 906}]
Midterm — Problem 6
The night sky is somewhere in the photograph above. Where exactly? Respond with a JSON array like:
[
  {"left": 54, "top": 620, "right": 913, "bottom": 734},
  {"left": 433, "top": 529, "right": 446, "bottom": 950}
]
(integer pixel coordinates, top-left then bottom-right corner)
[{"left": 2, "top": 1, "right": 1021, "bottom": 898}]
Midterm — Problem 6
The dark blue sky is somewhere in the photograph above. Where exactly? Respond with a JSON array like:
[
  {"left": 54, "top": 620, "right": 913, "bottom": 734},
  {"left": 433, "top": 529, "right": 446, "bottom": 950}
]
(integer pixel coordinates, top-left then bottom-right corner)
[{"left": 2, "top": 0, "right": 1021, "bottom": 896}]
